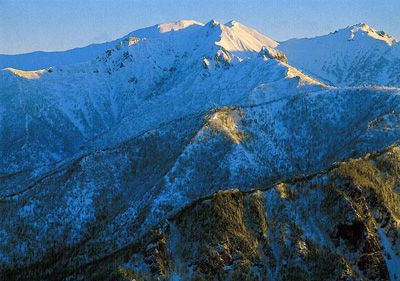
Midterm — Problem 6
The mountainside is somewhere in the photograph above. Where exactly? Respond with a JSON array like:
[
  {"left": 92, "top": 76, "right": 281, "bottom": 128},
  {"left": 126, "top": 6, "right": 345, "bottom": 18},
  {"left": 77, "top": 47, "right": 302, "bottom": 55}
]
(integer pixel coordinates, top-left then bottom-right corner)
[
  {"left": 3, "top": 142, "right": 400, "bottom": 280},
  {"left": 116, "top": 144, "right": 400, "bottom": 281},
  {"left": 1, "top": 20, "right": 400, "bottom": 281},
  {"left": 279, "top": 23, "right": 400, "bottom": 87},
  {"left": 0, "top": 19, "right": 313, "bottom": 179}
]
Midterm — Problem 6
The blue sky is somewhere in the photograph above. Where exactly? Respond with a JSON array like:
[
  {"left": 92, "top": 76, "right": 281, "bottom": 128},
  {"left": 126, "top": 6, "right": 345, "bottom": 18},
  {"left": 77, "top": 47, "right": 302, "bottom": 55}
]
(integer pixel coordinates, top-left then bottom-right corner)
[{"left": 1, "top": 0, "right": 399, "bottom": 54}]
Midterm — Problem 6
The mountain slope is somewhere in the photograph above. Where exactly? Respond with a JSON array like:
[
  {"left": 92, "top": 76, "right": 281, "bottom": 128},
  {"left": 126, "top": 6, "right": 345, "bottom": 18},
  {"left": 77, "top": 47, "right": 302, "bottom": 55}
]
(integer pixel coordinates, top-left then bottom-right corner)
[
  {"left": 125, "top": 144, "right": 400, "bottom": 281},
  {"left": 0, "top": 19, "right": 317, "bottom": 179},
  {"left": 279, "top": 23, "right": 400, "bottom": 87},
  {"left": 4, "top": 143, "right": 400, "bottom": 280},
  {"left": 1, "top": 86, "right": 400, "bottom": 277}
]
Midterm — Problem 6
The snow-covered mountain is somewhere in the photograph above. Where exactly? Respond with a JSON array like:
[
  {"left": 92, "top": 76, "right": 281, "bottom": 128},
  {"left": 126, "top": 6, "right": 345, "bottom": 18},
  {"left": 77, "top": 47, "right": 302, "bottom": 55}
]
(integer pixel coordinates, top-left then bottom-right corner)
[
  {"left": 0, "top": 19, "right": 311, "bottom": 178},
  {"left": 1, "top": 20, "right": 400, "bottom": 281},
  {"left": 279, "top": 23, "right": 400, "bottom": 87},
  {"left": 0, "top": 19, "right": 276, "bottom": 71}
]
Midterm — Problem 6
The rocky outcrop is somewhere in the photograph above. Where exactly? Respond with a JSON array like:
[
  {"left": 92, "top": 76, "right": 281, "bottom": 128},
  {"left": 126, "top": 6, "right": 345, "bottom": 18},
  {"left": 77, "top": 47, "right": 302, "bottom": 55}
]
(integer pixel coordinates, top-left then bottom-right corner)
[{"left": 259, "top": 46, "right": 288, "bottom": 63}]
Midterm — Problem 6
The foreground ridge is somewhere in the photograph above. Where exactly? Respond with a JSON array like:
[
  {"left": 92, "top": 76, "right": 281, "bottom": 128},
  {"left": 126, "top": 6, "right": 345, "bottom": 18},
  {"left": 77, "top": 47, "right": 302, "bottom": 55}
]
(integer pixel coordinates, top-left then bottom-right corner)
[{"left": 4, "top": 142, "right": 400, "bottom": 280}]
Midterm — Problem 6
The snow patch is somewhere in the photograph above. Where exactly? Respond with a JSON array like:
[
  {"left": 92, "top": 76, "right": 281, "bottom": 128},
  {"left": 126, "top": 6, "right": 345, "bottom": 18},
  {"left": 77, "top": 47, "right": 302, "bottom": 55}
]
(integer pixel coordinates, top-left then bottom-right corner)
[
  {"left": 4, "top": 67, "right": 46, "bottom": 79},
  {"left": 378, "top": 227, "right": 400, "bottom": 281},
  {"left": 157, "top": 20, "right": 204, "bottom": 33}
]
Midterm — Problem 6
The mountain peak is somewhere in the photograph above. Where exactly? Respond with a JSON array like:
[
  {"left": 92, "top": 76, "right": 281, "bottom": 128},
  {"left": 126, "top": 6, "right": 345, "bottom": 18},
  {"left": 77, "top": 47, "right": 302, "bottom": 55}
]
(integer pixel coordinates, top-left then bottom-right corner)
[
  {"left": 225, "top": 20, "right": 240, "bottom": 27},
  {"left": 206, "top": 19, "right": 220, "bottom": 27},
  {"left": 156, "top": 19, "right": 204, "bottom": 33},
  {"left": 351, "top": 22, "right": 370, "bottom": 29},
  {"left": 345, "top": 22, "right": 397, "bottom": 45},
  {"left": 216, "top": 20, "right": 278, "bottom": 55},
  {"left": 125, "top": 18, "right": 278, "bottom": 60},
  {"left": 279, "top": 22, "right": 400, "bottom": 87}
]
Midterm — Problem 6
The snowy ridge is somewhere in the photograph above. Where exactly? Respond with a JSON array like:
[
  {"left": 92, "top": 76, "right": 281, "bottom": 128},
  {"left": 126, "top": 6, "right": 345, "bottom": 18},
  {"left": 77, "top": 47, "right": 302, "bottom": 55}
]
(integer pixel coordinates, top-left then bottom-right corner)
[
  {"left": 157, "top": 19, "right": 204, "bottom": 33},
  {"left": 279, "top": 23, "right": 400, "bottom": 87},
  {"left": 0, "top": 19, "right": 326, "bottom": 177},
  {"left": 218, "top": 20, "right": 278, "bottom": 56},
  {"left": 3, "top": 68, "right": 47, "bottom": 79},
  {"left": 0, "top": 19, "right": 276, "bottom": 70},
  {"left": 347, "top": 23, "right": 397, "bottom": 46},
  {"left": 0, "top": 41, "right": 118, "bottom": 71}
]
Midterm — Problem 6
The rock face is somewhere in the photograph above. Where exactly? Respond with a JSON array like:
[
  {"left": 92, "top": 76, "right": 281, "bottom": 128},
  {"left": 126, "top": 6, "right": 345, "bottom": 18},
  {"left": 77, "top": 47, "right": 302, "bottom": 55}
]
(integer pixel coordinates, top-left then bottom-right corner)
[
  {"left": 1, "top": 20, "right": 400, "bottom": 281},
  {"left": 259, "top": 46, "right": 288, "bottom": 63}
]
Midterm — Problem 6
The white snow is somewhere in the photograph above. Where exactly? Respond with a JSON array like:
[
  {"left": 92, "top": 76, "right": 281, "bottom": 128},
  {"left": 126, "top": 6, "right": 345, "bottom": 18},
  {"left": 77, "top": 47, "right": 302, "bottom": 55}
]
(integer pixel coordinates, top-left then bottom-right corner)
[
  {"left": 349, "top": 23, "right": 397, "bottom": 46},
  {"left": 378, "top": 227, "right": 400, "bottom": 281},
  {"left": 157, "top": 19, "right": 204, "bottom": 33},
  {"left": 3, "top": 67, "right": 46, "bottom": 79},
  {"left": 279, "top": 23, "right": 400, "bottom": 87}
]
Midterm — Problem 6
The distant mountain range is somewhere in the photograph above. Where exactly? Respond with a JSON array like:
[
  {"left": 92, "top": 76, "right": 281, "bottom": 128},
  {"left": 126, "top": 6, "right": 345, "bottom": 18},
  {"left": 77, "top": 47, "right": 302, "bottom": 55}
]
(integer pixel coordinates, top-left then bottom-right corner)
[
  {"left": 2, "top": 21, "right": 400, "bottom": 87},
  {"left": 1, "top": 20, "right": 399, "bottom": 281}
]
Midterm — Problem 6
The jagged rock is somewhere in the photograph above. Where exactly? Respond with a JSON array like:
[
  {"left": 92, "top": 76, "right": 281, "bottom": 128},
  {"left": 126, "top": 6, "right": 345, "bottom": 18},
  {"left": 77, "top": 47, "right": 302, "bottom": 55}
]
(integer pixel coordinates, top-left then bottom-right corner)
[
  {"left": 259, "top": 46, "right": 288, "bottom": 63},
  {"left": 215, "top": 49, "right": 232, "bottom": 68}
]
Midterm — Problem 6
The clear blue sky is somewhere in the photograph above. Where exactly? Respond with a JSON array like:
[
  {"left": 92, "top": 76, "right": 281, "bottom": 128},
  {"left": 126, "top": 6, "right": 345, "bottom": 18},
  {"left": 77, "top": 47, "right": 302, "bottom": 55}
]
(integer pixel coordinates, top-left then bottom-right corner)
[{"left": 1, "top": 0, "right": 399, "bottom": 54}]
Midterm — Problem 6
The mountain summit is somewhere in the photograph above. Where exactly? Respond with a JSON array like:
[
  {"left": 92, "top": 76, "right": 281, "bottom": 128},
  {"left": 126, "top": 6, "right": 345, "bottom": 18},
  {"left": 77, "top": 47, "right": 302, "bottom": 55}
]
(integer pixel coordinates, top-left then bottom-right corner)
[
  {"left": 156, "top": 19, "right": 204, "bottom": 33},
  {"left": 279, "top": 23, "right": 400, "bottom": 86},
  {"left": 346, "top": 23, "right": 397, "bottom": 45},
  {"left": 0, "top": 19, "right": 277, "bottom": 70}
]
